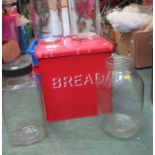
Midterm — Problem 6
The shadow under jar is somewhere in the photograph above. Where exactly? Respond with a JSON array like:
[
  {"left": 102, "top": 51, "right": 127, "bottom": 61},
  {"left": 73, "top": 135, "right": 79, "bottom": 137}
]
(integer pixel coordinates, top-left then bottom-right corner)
[{"left": 96, "top": 56, "right": 144, "bottom": 139}]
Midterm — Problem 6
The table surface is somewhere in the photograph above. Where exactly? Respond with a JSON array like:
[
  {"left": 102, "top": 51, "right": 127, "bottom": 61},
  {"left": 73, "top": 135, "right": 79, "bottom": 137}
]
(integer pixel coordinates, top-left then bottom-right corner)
[{"left": 3, "top": 68, "right": 153, "bottom": 155}]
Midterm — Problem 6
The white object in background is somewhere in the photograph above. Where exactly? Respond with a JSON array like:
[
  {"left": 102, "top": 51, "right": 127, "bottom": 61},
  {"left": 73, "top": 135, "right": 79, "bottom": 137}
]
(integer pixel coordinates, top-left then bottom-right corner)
[{"left": 106, "top": 11, "right": 152, "bottom": 33}]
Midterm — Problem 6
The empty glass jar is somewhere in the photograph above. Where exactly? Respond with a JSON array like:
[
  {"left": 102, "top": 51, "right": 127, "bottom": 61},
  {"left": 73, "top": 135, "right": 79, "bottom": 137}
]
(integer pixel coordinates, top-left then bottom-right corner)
[
  {"left": 2, "top": 55, "right": 47, "bottom": 146},
  {"left": 96, "top": 56, "right": 144, "bottom": 139},
  {"left": 68, "top": 0, "right": 100, "bottom": 39},
  {"left": 26, "top": 0, "right": 63, "bottom": 39}
]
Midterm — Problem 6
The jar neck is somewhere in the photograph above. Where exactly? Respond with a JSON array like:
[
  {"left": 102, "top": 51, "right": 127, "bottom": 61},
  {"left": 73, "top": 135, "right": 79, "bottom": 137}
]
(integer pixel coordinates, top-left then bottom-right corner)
[
  {"left": 105, "top": 56, "right": 135, "bottom": 72},
  {"left": 4, "top": 73, "right": 34, "bottom": 90}
]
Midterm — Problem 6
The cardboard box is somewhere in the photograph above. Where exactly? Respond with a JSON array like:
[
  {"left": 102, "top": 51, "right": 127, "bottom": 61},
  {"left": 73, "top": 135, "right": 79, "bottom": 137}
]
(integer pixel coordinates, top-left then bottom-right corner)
[
  {"left": 115, "top": 30, "right": 153, "bottom": 68},
  {"left": 115, "top": 31, "right": 132, "bottom": 56},
  {"left": 2, "top": 40, "right": 20, "bottom": 63},
  {"left": 101, "top": 25, "right": 116, "bottom": 45}
]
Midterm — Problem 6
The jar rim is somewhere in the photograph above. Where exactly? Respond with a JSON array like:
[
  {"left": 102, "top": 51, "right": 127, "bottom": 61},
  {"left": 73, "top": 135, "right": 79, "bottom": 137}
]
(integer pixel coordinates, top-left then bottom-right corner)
[
  {"left": 2, "top": 55, "right": 32, "bottom": 77},
  {"left": 105, "top": 56, "right": 133, "bottom": 68}
]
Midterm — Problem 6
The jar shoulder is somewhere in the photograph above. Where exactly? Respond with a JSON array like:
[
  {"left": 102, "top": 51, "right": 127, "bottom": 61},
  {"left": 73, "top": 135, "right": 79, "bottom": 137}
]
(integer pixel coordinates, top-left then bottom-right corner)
[
  {"left": 3, "top": 75, "right": 37, "bottom": 91},
  {"left": 113, "top": 70, "right": 144, "bottom": 85}
]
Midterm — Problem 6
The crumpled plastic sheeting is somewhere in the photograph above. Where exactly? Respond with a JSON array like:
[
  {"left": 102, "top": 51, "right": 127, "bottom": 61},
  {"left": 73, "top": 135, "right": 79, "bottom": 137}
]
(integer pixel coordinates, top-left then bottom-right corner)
[{"left": 106, "top": 11, "right": 152, "bottom": 33}]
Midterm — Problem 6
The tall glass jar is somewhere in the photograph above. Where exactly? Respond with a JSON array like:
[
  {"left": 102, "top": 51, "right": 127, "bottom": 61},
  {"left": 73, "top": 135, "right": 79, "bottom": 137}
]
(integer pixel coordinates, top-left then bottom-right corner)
[
  {"left": 96, "top": 56, "right": 144, "bottom": 139},
  {"left": 2, "top": 55, "right": 47, "bottom": 146},
  {"left": 68, "top": 0, "right": 100, "bottom": 39},
  {"left": 25, "top": 0, "right": 63, "bottom": 39}
]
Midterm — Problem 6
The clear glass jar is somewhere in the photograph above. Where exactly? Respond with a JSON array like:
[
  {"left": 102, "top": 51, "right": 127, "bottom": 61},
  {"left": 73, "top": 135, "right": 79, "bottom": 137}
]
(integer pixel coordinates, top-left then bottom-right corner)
[
  {"left": 2, "top": 55, "right": 47, "bottom": 146},
  {"left": 68, "top": 0, "right": 100, "bottom": 39},
  {"left": 25, "top": 0, "right": 63, "bottom": 39},
  {"left": 96, "top": 56, "right": 144, "bottom": 139}
]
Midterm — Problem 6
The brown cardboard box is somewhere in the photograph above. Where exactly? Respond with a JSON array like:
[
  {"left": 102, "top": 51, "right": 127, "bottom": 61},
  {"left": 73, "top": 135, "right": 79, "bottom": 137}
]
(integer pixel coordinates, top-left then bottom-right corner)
[
  {"left": 115, "top": 31, "right": 132, "bottom": 56},
  {"left": 101, "top": 25, "right": 116, "bottom": 46},
  {"left": 2, "top": 40, "right": 20, "bottom": 63},
  {"left": 115, "top": 30, "right": 153, "bottom": 68}
]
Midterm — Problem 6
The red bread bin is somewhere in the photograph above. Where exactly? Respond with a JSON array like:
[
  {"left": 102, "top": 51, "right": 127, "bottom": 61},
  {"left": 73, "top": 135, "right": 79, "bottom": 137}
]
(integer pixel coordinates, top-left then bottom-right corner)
[{"left": 34, "top": 37, "right": 113, "bottom": 122}]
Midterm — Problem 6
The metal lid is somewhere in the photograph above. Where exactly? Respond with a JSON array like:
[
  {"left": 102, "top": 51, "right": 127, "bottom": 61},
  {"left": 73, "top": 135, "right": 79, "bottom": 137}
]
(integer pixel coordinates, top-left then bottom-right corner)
[
  {"left": 35, "top": 37, "right": 114, "bottom": 59},
  {"left": 2, "top": 55, "right": 33, "bottom": 77}
]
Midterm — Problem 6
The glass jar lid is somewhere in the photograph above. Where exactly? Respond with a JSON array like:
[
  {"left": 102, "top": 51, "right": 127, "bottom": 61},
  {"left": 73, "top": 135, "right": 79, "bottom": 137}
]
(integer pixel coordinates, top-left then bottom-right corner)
[{"left": 2, "top": 55, "right": 32, "bottom": 77}]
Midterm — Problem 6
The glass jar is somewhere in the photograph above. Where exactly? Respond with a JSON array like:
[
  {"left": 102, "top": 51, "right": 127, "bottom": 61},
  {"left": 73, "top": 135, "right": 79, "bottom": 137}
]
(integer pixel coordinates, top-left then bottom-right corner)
[
  {"left": 68, "top": 0, "right": 100, "bottom": 39},
  {"left": 96, "top": 56, "right": 144, "bottom": 139},
  {"left": 2, "top": 55, "right": 47, "bottom": 146},
  {"left": 24, "top": 0, "right": 63, "bottom": 39}
]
